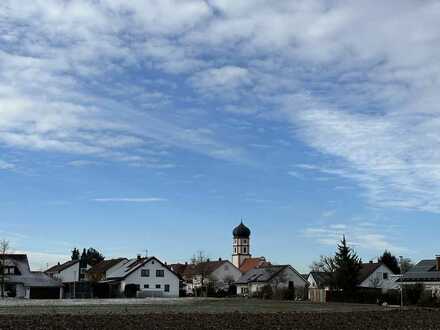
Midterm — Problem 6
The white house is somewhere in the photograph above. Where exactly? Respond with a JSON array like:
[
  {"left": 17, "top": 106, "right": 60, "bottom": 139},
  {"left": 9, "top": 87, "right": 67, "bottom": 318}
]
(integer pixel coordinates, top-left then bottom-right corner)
[
  {"left": 105, "top": 256, "right": 180, "bottom": 298},
  {"left": 358, "top": 262, "right": 398, "bottom": 291},
  {"left": 235, "top": 265, "right": 309, "bottom": 299},
  {"left": 171, "top": 259, "right": 241, "bottom": 295},
  {"left": 307, "top": 271, "right": 331, "bottom": 290},
  {"left": 46, "top": 259, "right": 91, "bottom": 284},
  {"left": 4, "top": 254, "right": 62, "bottom": 299}
]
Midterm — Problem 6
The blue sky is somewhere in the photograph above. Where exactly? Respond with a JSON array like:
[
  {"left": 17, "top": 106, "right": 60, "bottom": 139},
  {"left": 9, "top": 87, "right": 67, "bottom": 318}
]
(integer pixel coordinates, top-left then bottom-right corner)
[{"left": 1, "top": 0, "right": 440, "bottom": 271}]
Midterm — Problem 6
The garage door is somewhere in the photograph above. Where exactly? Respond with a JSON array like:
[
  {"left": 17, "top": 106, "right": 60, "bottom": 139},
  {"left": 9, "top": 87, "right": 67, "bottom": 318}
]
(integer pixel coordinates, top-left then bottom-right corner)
[{"left": 29, "top": 287, "right": 60, "bottom": 299}]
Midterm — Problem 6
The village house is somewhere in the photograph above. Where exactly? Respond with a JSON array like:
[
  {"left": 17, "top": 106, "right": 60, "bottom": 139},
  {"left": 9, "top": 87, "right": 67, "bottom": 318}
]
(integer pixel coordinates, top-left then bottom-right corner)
[
  {"left": 235, "top": 265, "right": 308, "bottom": 298},
  {"left": 3, "top": 254, "right": 62, "bottom": 299},
  {"left": 171, "top": 258, "right": 241, "bottom": 295},
  {"left": 307, "top": 262, "right": 397, "bottom": 292},
  {"left": 46, "top": 259, "right": 91, "bottom": 283},
  {"left": 357, "top": 262, "right": 398, "bottom": 291},
  {"left": 46, "top": 258, "right": 91, "bottom": 298},
  {"left": 103, "top": 256, "right": 180, "bottom": 298},
  {"left": 238, "top": 257, "right": 271, "bottom": 274},
  {"left": 307, "top": 271, "right": 331, "bottom": 290},
  {"left": 400, "top": 255, "right": 440, "bottom": 296},
  {"left": 86, "top": 258, "right": 127, "bottom": 282}
]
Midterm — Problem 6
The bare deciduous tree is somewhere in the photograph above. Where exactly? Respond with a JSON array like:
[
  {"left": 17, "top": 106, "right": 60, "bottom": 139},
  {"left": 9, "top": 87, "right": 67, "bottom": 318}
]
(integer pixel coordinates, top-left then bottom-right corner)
[{"left": 191, "top": 250, "right": 210, "bottom": 297}]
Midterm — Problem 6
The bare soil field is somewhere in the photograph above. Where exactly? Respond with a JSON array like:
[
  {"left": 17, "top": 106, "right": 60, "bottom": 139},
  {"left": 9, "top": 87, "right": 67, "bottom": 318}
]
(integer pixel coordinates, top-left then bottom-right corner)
[{"left": 0, "top": 299, "right": 437, "bottom": 329}]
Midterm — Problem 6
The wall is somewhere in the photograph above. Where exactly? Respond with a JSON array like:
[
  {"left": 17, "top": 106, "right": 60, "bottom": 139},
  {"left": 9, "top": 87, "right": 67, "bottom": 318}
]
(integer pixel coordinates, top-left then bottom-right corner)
[
  {"left": 359, "top": 264, "right": 398, "bottom": 291},
  {"left": 307, "top": 274, "right": 318, "bottom": 289},
  {"left": 123, "top": 259, "right": 179, "bottom": 298},
  {"left": 15, "top": 284, "right": 26, "bottom": 298},
  {"left": 58, "top": 262, "right": 80, "bottom": 283},
  {"left": 211, "top": 262, "right": 242, "bottom": 290}
]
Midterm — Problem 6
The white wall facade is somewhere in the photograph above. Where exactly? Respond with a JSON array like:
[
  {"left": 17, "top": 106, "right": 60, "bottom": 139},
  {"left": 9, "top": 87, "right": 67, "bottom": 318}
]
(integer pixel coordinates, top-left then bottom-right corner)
[
  {"left": 359, "top": 264, "right": 398, "bottom": 291},
  {"left": 232, "top": 237, "right": 251, "bottom": 268},
  {"left": 121, "top": 259, "right": 179, "bottom": 298},
  {"left": 237, "top": 267, "right": 308, "bottom": 297},
  {"left": 56, "top": 262, "right": 80, "bottom": 283},
  {"left": 307, "top": 274, "right": 318, "bottom": 289},
  {"left": 210, "top": 261, "right": 242, "bottom": 290}
]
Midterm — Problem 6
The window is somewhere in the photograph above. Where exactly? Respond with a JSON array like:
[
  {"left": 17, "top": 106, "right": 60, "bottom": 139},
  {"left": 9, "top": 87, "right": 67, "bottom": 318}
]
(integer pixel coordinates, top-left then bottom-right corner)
[
  {"left": 243, "top": 247, "right": 247, "bottom": 253},
  {"left": 4, "top": 267, "right": 15, "bottom": 275},
  {"left": 234, "top": 247, "right": 237, "bottom": 254},
  {"left": 156, "top": 269, "right": 164, "bottom": 277},
  {"left": 156, "top": 284, "right": 161, "bottom": 289},
  {"left": 144, "top": 284, "right": 149, "bottom": 289},
  {"left": 164, "top": 284, "right": 170, "bottom": 292},
  {"left": 383, "top": 273, "right": 388, "bottom": 280},
  {"left": 243, "top": 239, "right": 247, "bottom": 244},
  {"left": 141, "top": 269, "right": 150, "bottom": 277}
]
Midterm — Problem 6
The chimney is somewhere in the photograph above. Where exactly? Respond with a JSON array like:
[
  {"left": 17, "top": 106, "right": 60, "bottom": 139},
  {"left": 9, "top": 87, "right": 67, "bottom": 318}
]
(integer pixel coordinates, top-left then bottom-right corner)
[
  {"left": 137, "top": 254, "right": 141, "bottom": 261},
  {"left": 207, "top": 258, "right": 210, "bottom": 262},
  {"left": 185, "top": 262, "right": 188, "bottom": 265},
  {"left": 218, "top": 257, "right": 222, "bottom": 261},
  {"left": 436, "top": 255, "right": 440, "bottom": 271}
]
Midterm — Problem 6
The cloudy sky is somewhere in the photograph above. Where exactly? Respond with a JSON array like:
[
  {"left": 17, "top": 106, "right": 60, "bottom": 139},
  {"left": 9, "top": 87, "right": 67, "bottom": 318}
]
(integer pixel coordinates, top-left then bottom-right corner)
[{"left": 1, "top": 0, "right": 440, "bottom": 271}]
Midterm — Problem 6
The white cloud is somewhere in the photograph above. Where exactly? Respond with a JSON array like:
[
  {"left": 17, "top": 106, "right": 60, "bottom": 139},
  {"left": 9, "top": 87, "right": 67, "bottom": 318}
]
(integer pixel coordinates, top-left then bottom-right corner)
[
  {"left": 93, "top": 197, "right": 167, "bottom": 203},
  {"left": 0, "top": 160, "right": 14, "bottom": 170},
  {"left": 1, "top": 0, "right": 440, "bottom": 215},
  {"left": 302, "top": 222, "right": 407, "bottom": 255},
  {"left": 190, "top": 66, "right": 251, "bottom": 93}
]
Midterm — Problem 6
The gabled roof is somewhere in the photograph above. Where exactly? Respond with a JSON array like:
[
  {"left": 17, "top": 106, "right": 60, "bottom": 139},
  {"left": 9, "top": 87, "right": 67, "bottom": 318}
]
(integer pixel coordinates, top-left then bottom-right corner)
[
  {"left": 3, "top": 254, "right": 62, "bottom": 288},
  {"left": 106, "top": 256, "right": 179, "bottom": 281},
  {"left": 180, "top": 260, "right": 234, "bottom": 278},
  {"left": 88, "top": 258, "right": 126, "bottom": 275},
  {"left": 358, "top": 262, "right": 385, "bottom": 283},
  {"left": 400, "top": 259, "right": 440, "bottom": 282},
  {"left": 46, "top": 260, "right": 79, "bottom": 273},
  {"left": 235, "top": 265, "right": 308, "bottom": 285},
  {"left": 239, "top": 257, "right": 271, "bottom": 274},
  {"left": 309, "top": 271, "right": 332, "bottom": 288}
]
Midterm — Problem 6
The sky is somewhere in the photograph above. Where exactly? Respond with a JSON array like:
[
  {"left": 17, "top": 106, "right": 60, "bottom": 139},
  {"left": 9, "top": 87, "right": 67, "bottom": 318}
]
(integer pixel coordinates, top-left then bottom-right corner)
[{"left": 1, "top": 0, "right": 440, "bottom": 272}]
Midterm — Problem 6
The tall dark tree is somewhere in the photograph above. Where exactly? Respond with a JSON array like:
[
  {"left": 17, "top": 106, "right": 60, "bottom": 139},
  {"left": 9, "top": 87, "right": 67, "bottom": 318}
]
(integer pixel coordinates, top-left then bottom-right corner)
[
  {"left": 71, "top": 248, "right": 80, "bottom": 260},
  {"left": 85, "top": 248, "right": 104, "bottom": 266},
  {"left": 378, "top": 250, "right": 400, "bottom": 274},
  {"left": 334, "top": 235, "right": 362, "bottom": 292}
]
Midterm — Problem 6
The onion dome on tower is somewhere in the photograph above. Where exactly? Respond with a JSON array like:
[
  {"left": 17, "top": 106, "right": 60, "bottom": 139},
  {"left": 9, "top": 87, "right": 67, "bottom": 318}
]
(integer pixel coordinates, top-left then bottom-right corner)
[{"left": 233, "top": 221, "right": 251, "bottom": 238}]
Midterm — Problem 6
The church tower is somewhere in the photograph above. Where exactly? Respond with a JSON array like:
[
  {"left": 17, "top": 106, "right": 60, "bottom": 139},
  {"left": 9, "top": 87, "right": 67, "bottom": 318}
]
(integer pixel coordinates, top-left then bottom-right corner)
[{"left": 232, "top": 221, "right": 251, "bottom": 268}]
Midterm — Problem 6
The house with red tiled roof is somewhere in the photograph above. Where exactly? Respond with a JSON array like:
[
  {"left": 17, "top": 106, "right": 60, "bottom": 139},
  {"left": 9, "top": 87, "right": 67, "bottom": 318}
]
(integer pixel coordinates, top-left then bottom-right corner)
[{"left": 239, "top": 257, "right": 271, "bottom": 274}]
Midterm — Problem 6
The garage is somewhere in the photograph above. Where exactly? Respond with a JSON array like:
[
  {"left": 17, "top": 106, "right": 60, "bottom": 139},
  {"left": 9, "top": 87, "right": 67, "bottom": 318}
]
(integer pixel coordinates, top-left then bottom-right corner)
[{"left": 29, "top": 287, "right": 61, "bottom": 299}]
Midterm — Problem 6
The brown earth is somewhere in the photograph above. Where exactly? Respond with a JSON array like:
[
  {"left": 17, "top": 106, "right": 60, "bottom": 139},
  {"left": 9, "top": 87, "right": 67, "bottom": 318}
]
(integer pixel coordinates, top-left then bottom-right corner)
[{"left": 0, "top": 309, "right": 438, "bottom": 330}]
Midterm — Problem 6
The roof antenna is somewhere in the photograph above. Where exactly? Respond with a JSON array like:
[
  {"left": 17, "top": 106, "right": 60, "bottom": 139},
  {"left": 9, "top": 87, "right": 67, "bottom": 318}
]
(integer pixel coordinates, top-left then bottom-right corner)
[{"left": 145, "top": 249, "right": 148, "bottom": 258}]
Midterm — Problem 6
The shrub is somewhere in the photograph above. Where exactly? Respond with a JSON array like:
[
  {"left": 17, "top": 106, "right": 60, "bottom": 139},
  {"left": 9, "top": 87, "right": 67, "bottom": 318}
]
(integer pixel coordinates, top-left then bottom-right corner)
[
  {"left": 260, "top": 285, "right": 273, "bottom": 299},
  {"left": 404, "top": 284, "right": 424, "bottom": 305}
]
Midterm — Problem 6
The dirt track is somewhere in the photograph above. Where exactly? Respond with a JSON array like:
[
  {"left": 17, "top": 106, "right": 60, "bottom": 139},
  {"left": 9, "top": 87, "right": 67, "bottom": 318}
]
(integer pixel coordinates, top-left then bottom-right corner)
[{"left": 0, "top": 309, "right": 438, "bottom": 330}]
